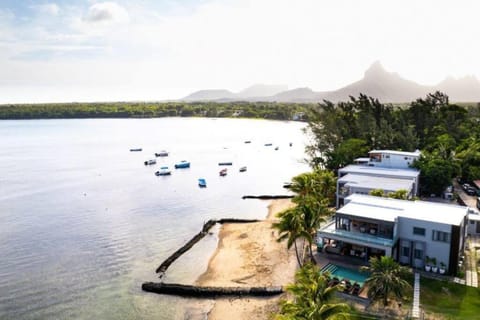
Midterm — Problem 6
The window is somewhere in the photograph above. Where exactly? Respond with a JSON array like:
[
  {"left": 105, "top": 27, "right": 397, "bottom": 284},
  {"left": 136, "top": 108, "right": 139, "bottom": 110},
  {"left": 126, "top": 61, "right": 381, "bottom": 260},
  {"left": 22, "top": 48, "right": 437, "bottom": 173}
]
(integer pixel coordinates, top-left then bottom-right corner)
[
  {"left": 414, "top": 249, "right": 423, "bottom": 259},
  {"left": 413, "top": 227, "right": 426, "bottom": 236},
  {"left": 401, "top": 247, "right": 410, "bottom": 257},
  {"left": 432, "top": 230, "right": 450, "bottom": 243}
]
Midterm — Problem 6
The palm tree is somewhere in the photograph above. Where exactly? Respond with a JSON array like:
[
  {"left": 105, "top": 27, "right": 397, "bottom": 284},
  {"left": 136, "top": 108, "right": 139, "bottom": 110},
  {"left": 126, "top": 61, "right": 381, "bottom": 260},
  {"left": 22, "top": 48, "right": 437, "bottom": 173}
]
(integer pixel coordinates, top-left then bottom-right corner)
[
  {"left": 361, "top": 256, "right": 411, "bottom": 307},
  {"left": 301, "top": 201, "right": 329, "bottom": 261},
  {"left": 274, "top": 170, "right": 335, "bottom": 265},
  {"left": 272, "top": 206, "right": 305, "bottom": 266},
  {"left": 276, "top": 263, "right": 350, "bottom": 320}
]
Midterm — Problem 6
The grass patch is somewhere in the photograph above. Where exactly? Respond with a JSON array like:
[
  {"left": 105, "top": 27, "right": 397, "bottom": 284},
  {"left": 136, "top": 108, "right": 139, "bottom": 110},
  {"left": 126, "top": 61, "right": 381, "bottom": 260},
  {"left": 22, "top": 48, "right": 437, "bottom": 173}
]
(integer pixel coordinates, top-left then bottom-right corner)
[{"left": 421, "top": 277, "right": 480, "bottom": 319}]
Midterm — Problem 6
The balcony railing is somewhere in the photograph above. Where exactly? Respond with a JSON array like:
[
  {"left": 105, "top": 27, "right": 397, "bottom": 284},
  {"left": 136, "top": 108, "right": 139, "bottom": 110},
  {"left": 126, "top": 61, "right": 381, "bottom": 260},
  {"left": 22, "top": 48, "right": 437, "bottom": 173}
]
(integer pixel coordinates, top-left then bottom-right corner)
[{"left": 318, "top": 221, "right": 395, "bottom": 247}]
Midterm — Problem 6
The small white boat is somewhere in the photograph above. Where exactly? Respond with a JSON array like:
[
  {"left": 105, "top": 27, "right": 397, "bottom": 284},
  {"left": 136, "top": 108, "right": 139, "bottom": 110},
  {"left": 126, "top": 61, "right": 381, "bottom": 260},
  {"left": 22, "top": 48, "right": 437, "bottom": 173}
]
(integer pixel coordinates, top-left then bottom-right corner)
[
  {"left": 155, "top": 166, "right": 171, "bottom": 176},
  {"left": 144, "top": 159, "right": 157, "bottom": 165},
  {"left": 239, "top": 166, "right": 247, "bottom": 172},
  {"left": 155, "top": 151, "right": 169, "bottom": 157}
]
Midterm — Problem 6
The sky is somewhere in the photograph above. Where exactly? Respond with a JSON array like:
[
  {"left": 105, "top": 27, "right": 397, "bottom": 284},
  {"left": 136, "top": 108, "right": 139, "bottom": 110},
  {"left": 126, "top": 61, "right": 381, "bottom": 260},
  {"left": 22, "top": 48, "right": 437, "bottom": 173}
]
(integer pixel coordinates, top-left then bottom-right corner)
[{"left": 1, "top": 0, "right": 480, "bottom": 103}]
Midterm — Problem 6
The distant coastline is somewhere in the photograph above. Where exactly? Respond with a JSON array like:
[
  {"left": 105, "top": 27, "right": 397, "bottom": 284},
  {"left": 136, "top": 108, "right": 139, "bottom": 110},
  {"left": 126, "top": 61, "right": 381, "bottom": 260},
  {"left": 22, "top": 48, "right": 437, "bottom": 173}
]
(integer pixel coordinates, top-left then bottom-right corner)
[{"left": 0, "top": 101, "right": 310, "bottom": 121}]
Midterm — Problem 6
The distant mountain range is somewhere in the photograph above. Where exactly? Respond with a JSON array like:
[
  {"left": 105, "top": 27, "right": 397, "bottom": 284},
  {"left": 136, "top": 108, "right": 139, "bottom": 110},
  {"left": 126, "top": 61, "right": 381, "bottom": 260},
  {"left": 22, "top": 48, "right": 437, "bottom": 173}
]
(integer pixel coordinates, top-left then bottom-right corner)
[{"left": 182, "top": 62, "right": 480, "bottom": 103}]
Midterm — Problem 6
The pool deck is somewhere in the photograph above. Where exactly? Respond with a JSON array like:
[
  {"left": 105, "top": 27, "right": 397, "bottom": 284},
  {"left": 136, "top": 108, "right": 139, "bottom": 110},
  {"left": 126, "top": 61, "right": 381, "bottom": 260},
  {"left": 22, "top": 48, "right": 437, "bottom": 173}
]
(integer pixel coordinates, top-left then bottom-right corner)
[
  {"left": 314, "top": 250, "right": 370, "bottom": 300},
  {"left": 314, "top": 250, "right": 369, "bottom": 270}
]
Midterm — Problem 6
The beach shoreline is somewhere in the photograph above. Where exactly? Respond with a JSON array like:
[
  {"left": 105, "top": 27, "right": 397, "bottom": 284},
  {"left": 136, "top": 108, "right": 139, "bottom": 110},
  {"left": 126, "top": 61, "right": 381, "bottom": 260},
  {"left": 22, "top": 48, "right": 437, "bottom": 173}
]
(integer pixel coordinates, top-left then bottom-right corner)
[{"left": 196, "top": 199, "right": 297, "bottom": 320}]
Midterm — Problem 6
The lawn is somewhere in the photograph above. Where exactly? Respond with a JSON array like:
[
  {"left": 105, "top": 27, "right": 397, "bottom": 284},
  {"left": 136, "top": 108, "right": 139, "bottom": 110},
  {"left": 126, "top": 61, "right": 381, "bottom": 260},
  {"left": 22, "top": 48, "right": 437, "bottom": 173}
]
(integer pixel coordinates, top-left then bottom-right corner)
[{"left": 421, "top": 277, "right": 480, "bottom": 319}]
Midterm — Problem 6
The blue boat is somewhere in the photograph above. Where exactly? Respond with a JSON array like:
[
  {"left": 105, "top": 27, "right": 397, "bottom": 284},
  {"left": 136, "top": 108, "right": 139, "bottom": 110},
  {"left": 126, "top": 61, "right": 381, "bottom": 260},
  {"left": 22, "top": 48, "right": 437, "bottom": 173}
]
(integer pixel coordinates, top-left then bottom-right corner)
[
  {"left": 198, "top": 178, "right": 207, "bottom": 188},
  {"left": 174, "top": 160, "right": 190, "bottom": 169}
]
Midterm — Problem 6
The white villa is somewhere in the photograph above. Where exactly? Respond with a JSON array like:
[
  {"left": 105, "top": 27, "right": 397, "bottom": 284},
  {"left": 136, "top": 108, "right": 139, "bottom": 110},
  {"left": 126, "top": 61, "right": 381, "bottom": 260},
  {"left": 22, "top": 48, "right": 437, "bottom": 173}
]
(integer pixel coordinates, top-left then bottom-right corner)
[{"left": 318, "top": 194, "right": 469, "bottom": 275}]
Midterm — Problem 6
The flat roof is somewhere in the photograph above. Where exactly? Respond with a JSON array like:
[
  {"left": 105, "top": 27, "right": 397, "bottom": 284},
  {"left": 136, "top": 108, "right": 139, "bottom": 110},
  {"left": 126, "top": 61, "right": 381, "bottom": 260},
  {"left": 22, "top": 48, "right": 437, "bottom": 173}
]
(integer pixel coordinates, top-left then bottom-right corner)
[
  {"left": 339, "top": 165, "right": 420, "bottom": 179},
  {"left": 339, "top": 173, "right": 414, "bottom": 192},
  {"left": 468, "top": 213, "right": 480, "bottom": 221},
  {"left": 338, "top": 194, "right": 468, "bottom": 226},
  {"left": 369, "top": 150, "right": 421, "bottom": 157}
]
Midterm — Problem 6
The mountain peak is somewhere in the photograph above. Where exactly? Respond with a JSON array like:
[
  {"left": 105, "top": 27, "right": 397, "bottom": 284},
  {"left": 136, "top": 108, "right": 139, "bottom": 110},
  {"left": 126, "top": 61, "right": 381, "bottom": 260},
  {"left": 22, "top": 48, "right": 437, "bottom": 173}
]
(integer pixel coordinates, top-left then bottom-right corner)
[{"left": 364, "top": 61, "right": 390, "bottom": 79}]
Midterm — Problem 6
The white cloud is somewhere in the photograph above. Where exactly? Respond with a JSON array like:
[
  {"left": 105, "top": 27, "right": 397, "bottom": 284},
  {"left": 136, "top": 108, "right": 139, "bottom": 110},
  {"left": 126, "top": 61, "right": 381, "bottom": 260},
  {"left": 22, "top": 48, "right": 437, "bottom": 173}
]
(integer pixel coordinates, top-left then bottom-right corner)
[{"left": 83, "top": 2, "right": 129, "bottom": 24}]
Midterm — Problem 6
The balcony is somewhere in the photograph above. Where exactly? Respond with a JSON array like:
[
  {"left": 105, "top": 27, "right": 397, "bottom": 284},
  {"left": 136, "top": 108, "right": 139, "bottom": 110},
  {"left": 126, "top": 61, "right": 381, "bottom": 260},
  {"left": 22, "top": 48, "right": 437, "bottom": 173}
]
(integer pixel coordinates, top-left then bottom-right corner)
[{"left": 318, "top": 221, "right": 395, "bottom": 248}]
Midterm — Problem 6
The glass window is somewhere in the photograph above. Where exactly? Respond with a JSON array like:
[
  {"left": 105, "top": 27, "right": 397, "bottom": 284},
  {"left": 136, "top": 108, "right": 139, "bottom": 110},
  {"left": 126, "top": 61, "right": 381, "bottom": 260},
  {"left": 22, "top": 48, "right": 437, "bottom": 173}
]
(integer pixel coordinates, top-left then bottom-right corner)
[
  {"left": 413, "top": 227, "right": 426, "bottom": 236},
  {"left": 414, "top": 249, "right": 423, "bottom": 259},
  {"left": 402, "top": 246, "right": 410, "bottom": 257},
  {"left": 432, "top": 230, "right": 450, "bottom": 242}
]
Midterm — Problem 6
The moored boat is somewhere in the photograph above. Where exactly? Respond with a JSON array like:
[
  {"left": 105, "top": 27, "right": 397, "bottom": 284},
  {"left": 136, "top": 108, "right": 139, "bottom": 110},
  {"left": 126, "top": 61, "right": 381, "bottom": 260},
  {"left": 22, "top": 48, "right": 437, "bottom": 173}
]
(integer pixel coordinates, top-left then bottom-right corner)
[
  {"left": 219, "top": 168, "right": 227, "bottom": 176},
  {"left": 155, "top": 151, "right": 169, "bottom": 157},
  {"left": 144, "top": 159, "right": 157, "bottom": 165},
  {"left": 274, "top": 146, "right": 279, "bottom": 150},
  {"left": 130, "top": 148, "right": 142, "bottom": 152},
  {"left": 218, "top": 162, "right": 233, "bottom": 166},
  {"left": 244, "top": 140, "right": 251, "bottom": 144},
  {"left": 264, "top": 143, "right": 273, "bottom": 146},
  {"left": 174, "top": 160, "right": 191, "bottom": 169},
  {"left": 155, "top": 166, "right": 171, "bottom": 176},
  {"left": 198, "top": 178, "right": 207, "bottom": 187},
  {"left": 239, "top": 166, "right": 247, "bottom": 172},
  {"left": 283, "top": 182, "right": 292, "bottom": 189}
]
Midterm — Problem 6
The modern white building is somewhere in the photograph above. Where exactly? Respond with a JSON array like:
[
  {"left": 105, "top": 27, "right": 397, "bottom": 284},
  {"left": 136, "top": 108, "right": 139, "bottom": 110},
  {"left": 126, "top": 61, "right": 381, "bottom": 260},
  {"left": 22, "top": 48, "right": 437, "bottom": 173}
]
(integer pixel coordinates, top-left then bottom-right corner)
[
  {"left": 318, "top": 194, "right": 468, "bottom": 275},
  {"left": 336, "top": 165, "right": 420, "bottom": 208},
  {"left": 363, "top": 149, "right": 421, "bottom": 169}
]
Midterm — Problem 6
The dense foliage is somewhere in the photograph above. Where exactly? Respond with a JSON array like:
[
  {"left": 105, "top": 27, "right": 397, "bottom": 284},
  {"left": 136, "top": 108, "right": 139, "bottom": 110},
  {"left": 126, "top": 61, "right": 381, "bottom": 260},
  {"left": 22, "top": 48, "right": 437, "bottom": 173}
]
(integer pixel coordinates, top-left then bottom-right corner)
[
  {"left": 306, "top": 92, "right": 480, "bottom": 194},
  {"left": 276, "top": 263, "right": 350, "bottom": 320},
  {"left": 273, "top": 170, "right": 336, "bottom": 266},
  {"left": 0, "top": 101, "right": 311, "bottom": 121}
]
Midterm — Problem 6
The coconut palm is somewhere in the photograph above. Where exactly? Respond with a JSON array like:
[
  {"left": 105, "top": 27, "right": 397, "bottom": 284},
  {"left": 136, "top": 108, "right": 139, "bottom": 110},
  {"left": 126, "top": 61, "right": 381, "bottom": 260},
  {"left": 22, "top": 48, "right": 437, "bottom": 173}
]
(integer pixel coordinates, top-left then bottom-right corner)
[
  {"left": 275, "top": 170, "right": 335, "bottom": 264},
  {"left": 273, "top": 206, "right": 305, "bottom": 266},
  {"left": 361, "top": 256, "right": 411, "bottom": 307},
  {"left": 276, "top": 263, "right": 350, "bottom": 320}
]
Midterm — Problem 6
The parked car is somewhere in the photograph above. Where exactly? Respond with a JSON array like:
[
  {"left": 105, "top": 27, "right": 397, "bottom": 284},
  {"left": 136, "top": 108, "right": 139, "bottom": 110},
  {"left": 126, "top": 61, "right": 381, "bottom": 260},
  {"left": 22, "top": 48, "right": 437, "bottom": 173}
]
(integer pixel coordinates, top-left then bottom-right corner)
[{"left": 465, "top": 186, "right": 477, "bottom": 196}]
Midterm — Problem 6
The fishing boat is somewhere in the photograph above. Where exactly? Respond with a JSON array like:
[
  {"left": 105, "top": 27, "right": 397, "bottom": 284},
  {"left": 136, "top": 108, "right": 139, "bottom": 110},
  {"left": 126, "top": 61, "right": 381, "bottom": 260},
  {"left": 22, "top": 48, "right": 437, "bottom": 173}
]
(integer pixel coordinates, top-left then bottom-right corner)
[
  {"left": 198, "top": 178, "right": 207, "bottom": 187},
  {"left": 155, "top": 166, "right": 171, "bottom": 176},
  {"left": 144, "top": 159, "right": 157, "bottom": 165},
  {"left": 283, "top": 182, "right": 292, "bottom": 189},
  {"left": 239, "top": 166, "right": 247, "bottom": 172},
  {"left": 130, "top": 148, "right": 142, "bottom": 152},
  {"left": 155, "top": 151, "right": 169, "bottom": 157},
  {"left": 264, "top": 143, "right": 273, "bottom": 146},
  {"left": 174, "top": 160, "right": 190, "bottom": 169},
  {"left": 218, "top": 162, "right": 233, "bottom": 166},
  {"left": 244, "top": 140, "right": 251, "bottom": 144},
  {"left": 219, "top": 168, "right": 227, "bottom": 176},
  {"left": 274, "top": 146, "right": 279, "bottom": 150}
]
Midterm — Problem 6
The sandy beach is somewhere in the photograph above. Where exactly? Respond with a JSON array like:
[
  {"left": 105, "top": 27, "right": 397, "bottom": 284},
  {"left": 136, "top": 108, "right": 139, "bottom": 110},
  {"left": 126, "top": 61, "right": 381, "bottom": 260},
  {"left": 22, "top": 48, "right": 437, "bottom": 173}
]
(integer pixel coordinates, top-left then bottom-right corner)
[{"left": 196, "top": 199, "right": 298, "bottom": 320}]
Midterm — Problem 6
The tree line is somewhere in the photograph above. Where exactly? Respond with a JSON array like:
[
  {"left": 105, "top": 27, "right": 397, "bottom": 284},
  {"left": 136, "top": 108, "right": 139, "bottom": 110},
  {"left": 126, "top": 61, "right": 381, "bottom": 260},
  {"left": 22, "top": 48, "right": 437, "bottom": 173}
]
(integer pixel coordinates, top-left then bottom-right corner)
[
  {"left": 306, "top": 91, "right": 480, "bottom": 195},
  {"left": 0, "top": 101, "right": 311, "bottom": 121}
]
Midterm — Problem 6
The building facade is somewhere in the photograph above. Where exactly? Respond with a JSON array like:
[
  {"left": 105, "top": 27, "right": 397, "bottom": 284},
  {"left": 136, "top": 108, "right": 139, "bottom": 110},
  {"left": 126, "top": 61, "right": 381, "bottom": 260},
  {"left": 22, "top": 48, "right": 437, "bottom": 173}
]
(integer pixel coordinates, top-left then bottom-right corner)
[{"left": 318, "top": 194, "right": 468, "bottom": 275}]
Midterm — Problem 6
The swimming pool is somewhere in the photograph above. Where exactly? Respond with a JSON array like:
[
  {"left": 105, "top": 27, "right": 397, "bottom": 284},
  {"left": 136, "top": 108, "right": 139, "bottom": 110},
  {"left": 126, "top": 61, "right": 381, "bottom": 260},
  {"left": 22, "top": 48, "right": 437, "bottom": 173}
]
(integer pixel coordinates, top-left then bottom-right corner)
[{"left": 321, "top": 263, "right": 369, "bottom": 287}]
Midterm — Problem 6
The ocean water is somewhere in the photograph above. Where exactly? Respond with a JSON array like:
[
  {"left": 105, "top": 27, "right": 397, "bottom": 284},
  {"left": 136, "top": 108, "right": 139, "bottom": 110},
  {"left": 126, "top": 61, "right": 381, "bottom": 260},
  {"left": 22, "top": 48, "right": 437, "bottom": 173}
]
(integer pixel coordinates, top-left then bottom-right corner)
[{"left": 0, "top": 118, "right": 309, "bottom": 319}]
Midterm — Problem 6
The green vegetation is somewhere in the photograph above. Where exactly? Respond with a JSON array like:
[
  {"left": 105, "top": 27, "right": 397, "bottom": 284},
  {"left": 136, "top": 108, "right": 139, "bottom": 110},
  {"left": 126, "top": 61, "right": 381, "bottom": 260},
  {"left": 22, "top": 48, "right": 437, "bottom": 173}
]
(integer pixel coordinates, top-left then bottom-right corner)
[
  {"left": 368, "top": 189, "right": 410, "bottom": 200},
  {"left": 275, "top": 263, "right": 350, "bottom": 320},
  {"left": 273, "top": 170, "right": 336, "bottom": 266},
  {"left": 0, "top": 101, "right": 312, "bottom": 121},
  {"left": 306, "top": 91, "right": 480, "bottom": 195},
  {"left": 420, "top": 277, "right": 480, "bottom": 319},
  {"left": 360, "top": 256, "right": 411, "bottom": 307}
]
